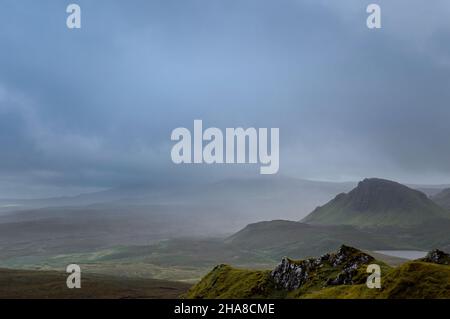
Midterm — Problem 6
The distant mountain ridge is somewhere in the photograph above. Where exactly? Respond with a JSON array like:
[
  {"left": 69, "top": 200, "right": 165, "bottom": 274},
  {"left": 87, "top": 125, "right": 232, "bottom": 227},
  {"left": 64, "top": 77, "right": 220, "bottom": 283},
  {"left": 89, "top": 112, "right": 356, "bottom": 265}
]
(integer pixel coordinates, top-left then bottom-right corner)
[
  {"left": 0, "top": 177, "right": 356, "bottom": 221},
  {"left": 302, "top": 178, "right": 450, "bottom": 227},
  {"left": 225, "top": 220, "right": 393, "bottom": 259}
]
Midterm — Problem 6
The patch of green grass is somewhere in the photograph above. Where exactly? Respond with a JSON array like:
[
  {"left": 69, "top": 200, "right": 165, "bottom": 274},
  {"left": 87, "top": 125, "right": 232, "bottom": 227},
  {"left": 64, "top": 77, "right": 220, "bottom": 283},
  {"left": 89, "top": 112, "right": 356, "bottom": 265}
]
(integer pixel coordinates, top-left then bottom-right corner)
[
  {"left": 301, "top": 262, "right": 450, "bottom": 299},
  {"left": 184, "top": 265, "right": 284, "bottom": 299}
]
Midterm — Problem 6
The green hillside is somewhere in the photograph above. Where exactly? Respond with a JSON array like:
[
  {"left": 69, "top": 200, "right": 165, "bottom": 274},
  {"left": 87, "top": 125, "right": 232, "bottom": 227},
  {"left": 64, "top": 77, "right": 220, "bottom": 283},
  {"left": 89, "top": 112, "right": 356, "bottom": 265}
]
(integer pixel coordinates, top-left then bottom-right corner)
[
  {"left": 184, "top": 265, "right": 276, "bottom": 299},
  {"left": 432, "top": 188, "right": 450, "bottom": 211},
  {"left": 302, "top": 261, "right": 450, "bottom": 299},
  {"left": 186, "top": 246, "right": 387, "bottom": 298},
  {"left": 186, "top": 247, "right": 450, "bottom": 299},
  {"left": 226, "top": 220, "right": 393, "bottom": 259},
  {"left": 302, "top": 178, "right": 450, "bottom": 227}
]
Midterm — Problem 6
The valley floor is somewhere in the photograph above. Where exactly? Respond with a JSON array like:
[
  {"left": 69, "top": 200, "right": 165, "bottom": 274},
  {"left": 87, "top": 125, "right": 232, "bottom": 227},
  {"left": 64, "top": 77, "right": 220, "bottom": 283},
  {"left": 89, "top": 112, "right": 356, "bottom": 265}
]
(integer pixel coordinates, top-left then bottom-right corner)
[{"left": 0, "top": 268, "right": 191, "bottom": 299}]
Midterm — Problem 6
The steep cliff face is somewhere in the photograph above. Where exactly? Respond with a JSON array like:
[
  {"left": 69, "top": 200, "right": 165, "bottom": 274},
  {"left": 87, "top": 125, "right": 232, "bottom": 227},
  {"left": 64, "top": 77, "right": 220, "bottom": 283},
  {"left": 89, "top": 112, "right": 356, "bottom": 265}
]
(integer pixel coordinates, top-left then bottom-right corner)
[{"left": 271, "top": 245, "right": 374, "bottom": 290}]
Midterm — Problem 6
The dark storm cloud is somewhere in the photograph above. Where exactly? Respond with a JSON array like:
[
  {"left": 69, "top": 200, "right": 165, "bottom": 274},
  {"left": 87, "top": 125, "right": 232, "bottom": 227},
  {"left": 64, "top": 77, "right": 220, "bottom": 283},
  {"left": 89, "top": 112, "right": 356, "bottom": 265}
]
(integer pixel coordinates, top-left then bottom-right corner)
[{"left": 1, "top": 0, "right": 450, "bottom": 196}]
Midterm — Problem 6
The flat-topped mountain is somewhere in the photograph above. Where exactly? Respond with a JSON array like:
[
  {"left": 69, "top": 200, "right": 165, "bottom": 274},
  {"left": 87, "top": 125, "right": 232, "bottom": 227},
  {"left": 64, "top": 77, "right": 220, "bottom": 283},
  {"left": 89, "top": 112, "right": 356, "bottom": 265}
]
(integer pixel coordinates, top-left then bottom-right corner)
[{"left": 302, "top": 178, "right": 450, "bottom": 227}]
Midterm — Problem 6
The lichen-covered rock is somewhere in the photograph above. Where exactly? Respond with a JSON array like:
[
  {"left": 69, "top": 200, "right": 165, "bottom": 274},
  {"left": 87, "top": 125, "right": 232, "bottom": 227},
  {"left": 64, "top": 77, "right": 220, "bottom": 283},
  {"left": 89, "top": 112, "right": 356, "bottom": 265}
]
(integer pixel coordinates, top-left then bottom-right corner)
[
  {"left": 270, "top": 245, "right": 374, "bottom": 290},
  {"left": 270, "top": 257, "right": 311, "bottom": 290},
  {"left": 420, "top": 249, "right": 450, "bottom": 265}
]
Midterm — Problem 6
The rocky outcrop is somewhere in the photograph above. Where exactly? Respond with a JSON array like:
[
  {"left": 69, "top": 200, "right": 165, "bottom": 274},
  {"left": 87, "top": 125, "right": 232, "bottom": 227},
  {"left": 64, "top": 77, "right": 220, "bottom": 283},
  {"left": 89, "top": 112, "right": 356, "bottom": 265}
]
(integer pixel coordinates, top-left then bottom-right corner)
[
  {"left": 270, "top": 255, "right": 325, "bottom": 290},
  {"left": 270, "top": 245, "right": 374, "bottom": 290},
  {"left": 420, "top": 249, "right": 450, "bottom": 265}
]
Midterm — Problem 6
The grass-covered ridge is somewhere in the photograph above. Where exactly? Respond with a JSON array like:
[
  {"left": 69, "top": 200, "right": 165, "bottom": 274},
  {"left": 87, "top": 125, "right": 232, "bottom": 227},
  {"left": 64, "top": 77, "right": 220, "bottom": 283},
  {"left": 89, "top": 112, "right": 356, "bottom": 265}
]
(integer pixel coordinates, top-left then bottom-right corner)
[
  {"left": 302, "top": 261, "right": 450, "bottom": 299},
  {"left": 184, "top": 265, "right": 279, "bottom": 299},
  {"left": 186, "top": 246, "right": 450, "bottom": 299}
]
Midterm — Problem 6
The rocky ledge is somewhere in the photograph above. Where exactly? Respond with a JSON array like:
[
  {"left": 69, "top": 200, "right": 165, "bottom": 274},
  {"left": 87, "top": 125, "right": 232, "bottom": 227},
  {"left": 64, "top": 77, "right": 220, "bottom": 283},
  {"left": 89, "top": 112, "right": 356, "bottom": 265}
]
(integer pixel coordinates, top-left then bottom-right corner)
[
  {"left": 271, "top": 245, "right": 374, "bottom": 290},
  {"left": 420, "top": 249, "right": 450, "bottom": 265}
]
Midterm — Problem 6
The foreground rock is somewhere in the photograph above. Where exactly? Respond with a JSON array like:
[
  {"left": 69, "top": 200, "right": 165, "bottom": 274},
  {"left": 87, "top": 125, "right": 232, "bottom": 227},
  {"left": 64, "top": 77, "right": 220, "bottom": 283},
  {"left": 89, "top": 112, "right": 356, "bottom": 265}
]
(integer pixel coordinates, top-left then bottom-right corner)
[
  {"left": 271, "top": 245, "right": 374, "bottom": 290},
  {"left": 186, "top": 245, "right": 450, "bottom": 299},
  {"left": 420, "top": 249, "right": 450, "bottom": 265}
]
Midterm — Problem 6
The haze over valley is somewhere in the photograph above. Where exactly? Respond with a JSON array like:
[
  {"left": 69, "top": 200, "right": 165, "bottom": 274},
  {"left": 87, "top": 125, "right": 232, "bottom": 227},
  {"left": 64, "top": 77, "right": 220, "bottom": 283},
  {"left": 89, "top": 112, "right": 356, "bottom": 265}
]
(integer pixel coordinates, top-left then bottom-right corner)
[{"left": 1, "top": 177, "right": 449, "bottom": 286}]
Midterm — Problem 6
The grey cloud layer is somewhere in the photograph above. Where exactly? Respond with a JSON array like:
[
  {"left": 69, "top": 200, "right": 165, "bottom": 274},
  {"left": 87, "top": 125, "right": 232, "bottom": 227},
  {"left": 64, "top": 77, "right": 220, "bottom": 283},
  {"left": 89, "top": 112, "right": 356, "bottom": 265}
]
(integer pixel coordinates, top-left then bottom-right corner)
[{"left": 1, "top": 0, "right": 450, "bottom": 196}]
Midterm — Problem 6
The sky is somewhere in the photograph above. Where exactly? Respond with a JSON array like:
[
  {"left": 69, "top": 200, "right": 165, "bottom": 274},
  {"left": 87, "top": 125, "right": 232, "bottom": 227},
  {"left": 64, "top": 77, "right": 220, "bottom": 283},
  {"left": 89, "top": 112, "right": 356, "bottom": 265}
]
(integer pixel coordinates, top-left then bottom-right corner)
[{"left": 1, "top": 0, "right": 450, "bottom": 198}]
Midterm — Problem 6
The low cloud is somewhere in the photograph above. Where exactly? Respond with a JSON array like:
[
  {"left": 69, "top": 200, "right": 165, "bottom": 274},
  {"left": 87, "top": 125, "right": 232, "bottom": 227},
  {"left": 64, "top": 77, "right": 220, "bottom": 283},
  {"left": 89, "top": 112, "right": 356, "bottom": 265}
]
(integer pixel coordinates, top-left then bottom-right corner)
[{"left": 1, "top": 0, "right": 450, "bottom": 197}]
